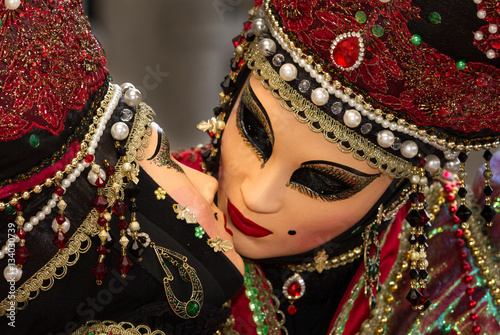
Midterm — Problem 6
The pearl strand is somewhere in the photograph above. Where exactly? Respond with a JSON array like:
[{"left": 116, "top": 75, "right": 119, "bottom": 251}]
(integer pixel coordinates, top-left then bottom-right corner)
[{"left": 2, "top": 84, "right": 122, "bottom": 282}]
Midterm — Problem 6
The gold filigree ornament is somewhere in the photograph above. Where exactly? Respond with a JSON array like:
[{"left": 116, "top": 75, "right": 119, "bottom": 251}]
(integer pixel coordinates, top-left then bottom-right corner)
[
  {"left": 245, "top": 40, "right": 412, "bottom": 179},
  {"left": 151, "top": 243, "right": 204, "bottom": 319},
  {"left": 172, "top": 204, "right": 197, "bottom": 224},
  {"left": 207, "top": 236, "right": 234, "bottom": 252},
  {"left": 73, "top": 320, "right": 166, "bottom": 335},
  {"left": 0, "top": 101, "right": 155, "bottom": 316}
]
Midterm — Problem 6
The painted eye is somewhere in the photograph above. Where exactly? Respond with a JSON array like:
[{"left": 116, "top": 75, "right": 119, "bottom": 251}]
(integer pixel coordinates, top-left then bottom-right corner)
[
  {"left": 236, "top": 101, "right": 273, "bottom": 163},
  {"left": 288, "top": 162, "right": 379, "bottom": 202}
]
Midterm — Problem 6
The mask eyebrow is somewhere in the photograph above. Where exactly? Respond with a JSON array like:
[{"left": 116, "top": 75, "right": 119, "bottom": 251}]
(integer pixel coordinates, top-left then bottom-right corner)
[
  {"left": 244, "top": 81, "right": 274, "bottom": 143},
  {"left": 300, "top": 160, "right": 381, "bottom": 178}
]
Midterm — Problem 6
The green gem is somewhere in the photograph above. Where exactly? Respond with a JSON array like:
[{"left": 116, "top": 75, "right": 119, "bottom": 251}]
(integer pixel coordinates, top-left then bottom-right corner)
[
  {"left": 456, "top": 59, "right": 467, "bottom": 71},
  {"left": 252, "top": 311, "right": 266, "bottom": 325},
  {"left": 0, "top": 20, "right": 2, "bottom": 28},
  {"left": 5, "top": 203, "right": 16, "bottom": 216},
  {"left": 355, "top": 11, "right": 367, "bottom": 24},
  {"left": 369, "top": 263, "right": 379, "bottom": 277},
  {"left": 429, "top": 12, "right": 442, "bottom": 24},
  {"left": 256, "top": 325, "right": 269, "bottom": 335},
  {"left": 249, "top": 299, "right": 262, "bottom": 311},
  {"left": 194, "top": 225, "right": 205, "bottom": 239},
  {"left": 372, "top": 25, "right": 384, "bottom": 38},
  {"left": 411, "top": 34, "right": 422, "bottom": 46},
  {"left": 29, "top": 134, "right": 40, "bottom": 148},
  {"left": 370, "top": 293, "right": 377, "bottom": 309},
  {"left": 440, "top": 324, "right": 452, "bottom": 334},
  {"left": 186, "top": 300, "right": 200, "bottom": 317},
  {"left": 493, "top": 199, "right": 500, "bottom": 213}
]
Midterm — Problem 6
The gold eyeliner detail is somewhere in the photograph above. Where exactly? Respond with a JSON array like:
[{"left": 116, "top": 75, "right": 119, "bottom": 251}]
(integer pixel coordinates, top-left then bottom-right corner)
[{"left": 288, "top": 162, "right": 379, "bottom": 202}]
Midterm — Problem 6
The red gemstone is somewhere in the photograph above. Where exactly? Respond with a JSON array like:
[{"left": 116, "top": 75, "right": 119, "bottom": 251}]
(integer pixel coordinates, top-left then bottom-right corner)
[
  {"left": 112, "top": 199, "right": 128, "bottom": 216},
  {"left": 287, "top": 281, "right": 302, "bottom": 298},
  {"left": 459, "top": 250, "right": 468, "bottom": 259},
  {"left": 454, "top": 229, "right": 463, "bottom": 238},
  {"left": 331, "top": 36, "right": 360, "bottom": 69},
  {"left": 418, "top": 288, "right": 430, "bottom": 304},
  {"left": 232, "top": 35, "right": 244, "bottom": 47},
  {"left": 446, "top": 193, "right": 455, "bottom": 202},
  {"left": 14, "top": 203, "right": 23, "bottom": 211},
  {"left": 473, "top": 326, "right": 481, "bottom": 334},
  {"left": 85, "top": 154, "right": 94, "bottom": 163},
  {"left": 97, "top": 216, "right": 107, "bottom": 227},
  {"left": 106, "top": 165, "right": 115, "bottom": 176},
  {"left": 117, "top": 256, "right": 133, "bottom": 275},
  {"left": 92, "top": 195, "right": 108, "bottom": 213},
  {"left": 452, "top": 215, "right": 461, "bottom": 224},
  {"left": 14, "top": 246, "right": 30, "bottom": 265},
  {"left": 55, "top": 186, "right": 65, "bottom": 196},
  {"left": 287, "top": 305, "right": 297, "bottom": 315},
  {"left": 254, "top": 0, "right": 262, "bottom": 7},
  {"left": 117, "top": 219, "right": 128, "bottom": 230},
  {"left": 443, "top": 183, "right": 453, "bottom": 193},
  {"left": 418, "top": 209, "right": 430, "bottom": 226},
  {"left": 463, "top": 275, "right": 473, "bottom": 283},
  {"left": 448, "top": 205, "right": 457, "bottom": 214},
  {"left": 462, "top": 262, "right": 471, "bottom": 272},
  {"left": 56, "top": 214, "right": 66, "bottom": 225},
  {"left": 470, "top": 313, "right": 478, "bottom": 321},
  {"left": 92, "top": 262, "right": 109, "bottom": 281},
  {"left": 95, "top": 177, "right": 105, "bottom": 188},
  {"left": 16, "top": 228, "right": 27, "bottom": 239},
  {"left": 466, "top": 287, "right": 475, "bottom": 296},
  {"left": 97, "top": 244, "right": 107, "bottom": 255},
  {"left": 456, "top": 239, "right": 465, "bottom": 248},
  {"left": 52, "top": 231, "right": 69, "bottom": 249},
  {"left": 469, "top": 300, "right": 477, "bottom": 309},
  {"left": 243, "top": 20, "right": 252, "bottom": 30}
]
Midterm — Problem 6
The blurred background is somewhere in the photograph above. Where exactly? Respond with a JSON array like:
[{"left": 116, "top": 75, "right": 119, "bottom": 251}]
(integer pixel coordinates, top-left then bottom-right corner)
[
  {"left": 83, "top": 0, "right": 492, "bottom": 178},
  {"left": 84, "top": 0, "right": 250, "bottom": 150}
]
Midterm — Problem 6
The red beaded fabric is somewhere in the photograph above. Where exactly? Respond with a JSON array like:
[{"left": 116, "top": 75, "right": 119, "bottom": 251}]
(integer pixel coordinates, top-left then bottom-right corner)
[
  {"left": 0, "top": 0, "right": 107, "bottom": 141},
  {"left": 272, "top": 0, "right": 500, "bottom": 136}
]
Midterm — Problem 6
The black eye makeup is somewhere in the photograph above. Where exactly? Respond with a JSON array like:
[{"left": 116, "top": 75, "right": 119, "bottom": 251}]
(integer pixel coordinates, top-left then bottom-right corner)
[
  {"left": 287, "top": 160, "right": 380, "bottom": 202},
  {"left": 236, "top": 82, "right": 274, "bottom": 163}
]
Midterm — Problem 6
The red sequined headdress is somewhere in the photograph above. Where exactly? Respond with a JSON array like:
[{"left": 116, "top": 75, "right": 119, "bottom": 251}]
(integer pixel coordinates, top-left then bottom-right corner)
[{"left": 0, "top": 0, "right": 107, "bottom": 141}]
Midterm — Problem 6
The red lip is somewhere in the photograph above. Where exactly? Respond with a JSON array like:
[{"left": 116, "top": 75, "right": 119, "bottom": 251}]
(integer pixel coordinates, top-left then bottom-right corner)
[
  {"left": 223, "top": 213, "right": 233, "bottom": 236},
  {"left": 227, "top": 199, "right": 273, "bottom": 237}
]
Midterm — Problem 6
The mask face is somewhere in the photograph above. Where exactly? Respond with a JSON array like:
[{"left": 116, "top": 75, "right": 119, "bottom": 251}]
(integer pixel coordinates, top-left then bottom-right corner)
[{"left": 217, "top": 74, "right": 394, "bottom": 259}]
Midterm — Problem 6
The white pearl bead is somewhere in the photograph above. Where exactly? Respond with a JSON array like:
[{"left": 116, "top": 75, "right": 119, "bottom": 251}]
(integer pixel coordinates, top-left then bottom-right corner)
[
  {"left": 0, "top": 253, "right": 4, "bottom": 260},
  {"left": 124, "top": 88, "right": 142, "bottom": 107},
  {"left": 14, "top": 235, "right": 20, "bottom": 243},
  {"left": 310, "top": 70, "right": 318, "bottom": 78},
  {"left": 473, "top": 0, "right": 482, "bottom": 4},
  {"left": 48, "top": 199, "right": 57, "bottom": 208},
  {"left": 444, "top": 158, "right": 460, "bottom": 173},
  {"left": 489, "top": 24, "right": 498, "bottom": 34},
  {"left": 120, "top": 82, "right": 135, "bottom": 91},
  {"left": 129, "top": 221, "right": 141, "bottom": 232},
  {"left": 400, "top": 140, "right": 419, "bottom": 158},
  {"left": 4, "top": 264, "right": 22, "bottom": 282},
  {"left": 1, "top": 245, "right": 9, "bottom": 254},
  {"left": 343, "top": 109, "right": 362, "bottom": 128},
  {"left": 299, "top": 59, "right": 306, "bottom": 67},
  {"left": 87, "top": 147, "right": 95, "bottom": 155},
  {"left": 304, "top": 64, "right": 312, "bottom": 72},
  {"left": 36, "top": 211, "right": 45, "bottom": 221},
  {"left": 311, "top": 88, "right": 329, "bottom": 106},
  {"left": 279, "top": 63, "right": 298, "bottom": 81},
  {"left": 68, "top": 174, "right": 76, "bottom": 183},
  {"left": 61, "top": 179, "right": 71, "bottom": 189},
  {"left": 374, "top": 115, "right": 383, "bottom": 124},
  {"left": 410, "top": 174, "right": 420, "bottom": 184},
  {"left": 389, "top": 122, "right": 398, "bottom": 131},
  {"left": 24, "top": 223, "right": 33, "bottom": 232},
  {"left": 42, "top": 205, "right": 52, "bottom": 215},
  {"left": 477, "top": 10, "right": 487, "bottom": 19},
  {"left": 30, "top": 217, "right": 39, "bottom": 226},
  {"left": 377, "top": 130, "right": 395, "bottom": 148},
  {"left": 258, "top": 38, "right": 276, "bottom": 56},
  {"left": 424, "top": 155, "right": 441, "bottom": 173},
  {"left": 486, "top": 49, "right": 496, "bottom": 59},
  {"left": 123, "top": 162, "right": 133, "bottom": 172},
  {"left": 348, "top": 98, "right": 355, "bottom": 107},
  {"left": 111, "top": 122, "right": 130, "bottom": 141},
  {"left": 474, "top": 31, "right": 484, "bottom": 41},
  {"left": 379, "top": 0, "right": 391, "bottom": 2},
  {"left": 87, "top": 168, "right": 106, "bottom": 186},
  {"left": 251, "top": 18, "right": 268, "bottom": 36},
  {"left": 5, "top": 0, "right": 21, "bottom": 10},
  {"left": 52, "top": 217, "right": 70, "bottom": 233}
]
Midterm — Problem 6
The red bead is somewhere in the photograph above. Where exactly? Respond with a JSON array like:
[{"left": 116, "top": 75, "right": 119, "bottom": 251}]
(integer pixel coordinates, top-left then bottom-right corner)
[
  {"left": 287, "top": 281, "right": 302, "bottom": 298},
  {"left": 466, "top": 287, "right": 475, "bottom": 296},
  {"left": 14, "top": 246, "right": 30, "bottom": 265},
  {"left": 52, "top": 231, "right": 69, "bottom": 249},
  {"left": 243, "top": 20, "right": 252, "bottom": 30},
  {"left": 470, "top": 313, "right": 478, "bottom": 321},
  {"left": 97, "top": 244, "right": 107, "bottom": 255},
  {"left": 462, "top": 263, "right": 471, "bottom": 272},
  {"left": 117, "top": 219, "right": 128, "bottom": 230},
  {"left": 469, "top": 300, "right": 477, "bottom": 309},
  {"left": 92, "top": 262, "right": 109, "bottom": 281},
  {"left": 117, "top": 256, "right": 133, "bottom": 275},
  {"left": 446, "top": 193, "right": 456, "bottom": 202},
  {"left": 112, "top": 199, "right": 128, "bottom": 216},
  {"left": 473, "top": 326, "right": 480, "bottom": 334},
  {"left": 55, "top": 186, "right": 65, "bottom": 196},
  {"left": 97, "top": 217, "right": 107, "bottom": 227},
  {"left": 331, "top": 36, "right": 360, "bottom": 68},
  {"left": 456, "top": 239, "right": 465, "bottom": 248},
  {"left": 92, "top": 195, "right": 108, "bottom": 213},
  {"left": 443, "top": 183, "right": 453, "bottom": 193},
  {"left": 452, "top": 215, "right": 461, "bottom": 224},
  {"left": 14, "top": 203, "right": 23, "bottom": 211},
  {"left": 463, "top": 275, "right": 473, "bottom": 283},
  {"left": 232, "top": 35, "right": 244, "bottom": 47},
  {"left": 56, "top": 214, "right": 66, "bottom": 225},
  {"left": 106, "top": 165, "right": 115, "bottom": 176},
  {"left": 448, "top": 205, "right": 457, "bottom": 214},
  {"left": 95, "top": 177, "right": 105, "bottom": 188},
  {"left": 418, "top": 287, "right": 430, "bottom": 304},
  {"left": 254, "top": 0, "right": 262, "bottom": 7},
  {"left": 459, "top": 250, "right": 468, "bottom": 259},
  {"left": 16, "top": 228, "right": 27, "bottom": 239},
  {"left": 85, "top": 154, "right": 94, "bottom": 163},
  {"left": 287, "top": 305, "right": 297, "bottom": 315},
  {"left": 454, "top": 229, "right": 463, "bottom": 238}
]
